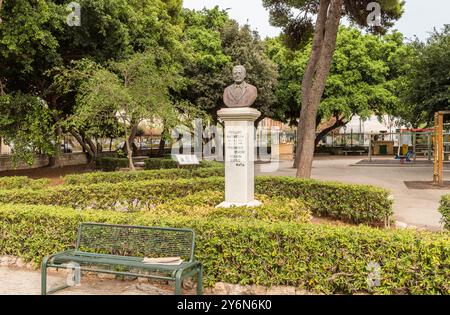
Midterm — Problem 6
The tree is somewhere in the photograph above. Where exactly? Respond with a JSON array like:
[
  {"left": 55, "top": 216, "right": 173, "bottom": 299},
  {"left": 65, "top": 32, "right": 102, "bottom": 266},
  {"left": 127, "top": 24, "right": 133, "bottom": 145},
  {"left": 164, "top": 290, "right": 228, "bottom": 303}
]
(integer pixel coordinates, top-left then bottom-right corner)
[
  {"left": 72, "top": 52, "right": 177, "bottom": 170},
  {"left": 263, "top": 0, "right": 404, "bottom": 177},
  {"left": 0, "top": 92, "right": 55, "bottom": 165},
  {"left": 0, "top": 0, "right": 183, "bottom": 165},
  {"left": 399, "top": 25, "right": 450, "bottom": 126},
  {"left": 267, "top": 27, "right": 411, "bottom": 145}
]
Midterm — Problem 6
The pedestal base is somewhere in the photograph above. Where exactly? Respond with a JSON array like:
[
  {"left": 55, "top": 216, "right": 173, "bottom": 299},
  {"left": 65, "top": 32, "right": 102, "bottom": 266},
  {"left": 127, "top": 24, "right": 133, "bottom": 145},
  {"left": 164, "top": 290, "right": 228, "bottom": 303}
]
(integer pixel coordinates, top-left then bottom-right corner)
[{"left": 216, "top": 200, "right": 262, "bottom": 208}]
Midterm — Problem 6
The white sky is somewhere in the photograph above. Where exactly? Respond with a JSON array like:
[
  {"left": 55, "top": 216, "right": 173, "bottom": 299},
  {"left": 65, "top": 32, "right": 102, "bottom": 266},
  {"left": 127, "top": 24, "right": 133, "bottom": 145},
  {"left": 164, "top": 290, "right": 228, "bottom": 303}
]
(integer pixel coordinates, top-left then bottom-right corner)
[{"left": 183, "top": 0, "right": 449, "bottom": 41}]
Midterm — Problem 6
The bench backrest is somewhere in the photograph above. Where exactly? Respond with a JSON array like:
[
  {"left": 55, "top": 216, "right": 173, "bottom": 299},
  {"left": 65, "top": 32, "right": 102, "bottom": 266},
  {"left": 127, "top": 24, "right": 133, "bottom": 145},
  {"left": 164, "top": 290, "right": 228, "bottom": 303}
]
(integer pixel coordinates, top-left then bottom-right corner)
[{"left": 76, "top": 223, "right": 195, "bottom": 262}]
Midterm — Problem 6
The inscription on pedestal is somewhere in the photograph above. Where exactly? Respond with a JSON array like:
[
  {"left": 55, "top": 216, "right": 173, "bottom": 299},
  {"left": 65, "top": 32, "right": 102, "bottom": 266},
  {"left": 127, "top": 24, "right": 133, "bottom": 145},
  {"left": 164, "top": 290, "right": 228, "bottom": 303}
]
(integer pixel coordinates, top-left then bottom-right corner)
[{"left": 226, "top": 129, "right": 247, "bottom": 167}]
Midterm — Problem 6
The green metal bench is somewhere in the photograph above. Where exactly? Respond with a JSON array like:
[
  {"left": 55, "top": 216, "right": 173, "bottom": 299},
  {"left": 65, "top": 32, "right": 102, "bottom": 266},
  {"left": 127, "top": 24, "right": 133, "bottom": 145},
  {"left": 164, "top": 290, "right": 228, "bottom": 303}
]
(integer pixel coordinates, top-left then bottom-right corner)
[{"left": 41, "top": 222, "right": 202, "bottom": 295}]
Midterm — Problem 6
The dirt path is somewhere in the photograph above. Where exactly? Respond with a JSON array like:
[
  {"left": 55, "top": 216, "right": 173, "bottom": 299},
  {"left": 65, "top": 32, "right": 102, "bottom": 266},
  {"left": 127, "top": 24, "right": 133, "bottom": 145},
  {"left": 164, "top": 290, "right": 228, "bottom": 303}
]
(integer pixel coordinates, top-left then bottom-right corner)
[{"left": 0, "top": 164, "right": 93, "bottom": 182}]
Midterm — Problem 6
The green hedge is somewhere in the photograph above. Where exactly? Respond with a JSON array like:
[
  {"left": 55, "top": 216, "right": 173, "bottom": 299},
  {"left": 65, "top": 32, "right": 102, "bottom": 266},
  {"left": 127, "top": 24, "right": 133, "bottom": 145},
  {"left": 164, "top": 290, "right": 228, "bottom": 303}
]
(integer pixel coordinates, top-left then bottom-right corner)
[
  {"left": 256, "top": 177, "right": 393, "bottom": 226},
  {"left": 144, "top": 158, "right": 220, "bottom": 170},
  {"left": 0, "top": 204, "right": 448, "bottom": 294},
  {"left": 0, "top": 176, "right": 393, "bottom": 225},
  {"left": 95, "top": 157, "right": 129, "bottom": 172},
  {"left": 154, "top": 191, "right": 312, "bottom": 224},
  {"left": 0, "top": 176, "right": 50, "bottom": 190},
  {"left": 63, "top": 167, "right": 224, "bottom": 185},
  {"left": 439, "top": 194, "right": 450, "bottom": 230}
]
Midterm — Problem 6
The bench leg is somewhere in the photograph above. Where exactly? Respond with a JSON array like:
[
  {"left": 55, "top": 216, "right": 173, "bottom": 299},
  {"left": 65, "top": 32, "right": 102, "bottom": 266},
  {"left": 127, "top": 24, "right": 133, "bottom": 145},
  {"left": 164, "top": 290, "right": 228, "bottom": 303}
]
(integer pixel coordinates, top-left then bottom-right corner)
[
  {"left": 175, "top": 270, "right": 183, "bottom": 295},
  {"left": 196, "top": 266, "right": 203, "bottom": 295},
  {"left": 41, "top": 260, "right": 48, "bottom": 295}
]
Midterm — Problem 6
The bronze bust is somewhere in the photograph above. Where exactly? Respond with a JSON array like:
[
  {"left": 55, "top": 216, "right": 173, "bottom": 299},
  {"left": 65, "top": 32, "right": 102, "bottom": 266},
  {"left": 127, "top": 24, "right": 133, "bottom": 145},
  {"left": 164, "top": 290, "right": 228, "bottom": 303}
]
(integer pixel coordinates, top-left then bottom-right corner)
[{"left": 223, "top": 65, "right": 258, "bottom": 108}]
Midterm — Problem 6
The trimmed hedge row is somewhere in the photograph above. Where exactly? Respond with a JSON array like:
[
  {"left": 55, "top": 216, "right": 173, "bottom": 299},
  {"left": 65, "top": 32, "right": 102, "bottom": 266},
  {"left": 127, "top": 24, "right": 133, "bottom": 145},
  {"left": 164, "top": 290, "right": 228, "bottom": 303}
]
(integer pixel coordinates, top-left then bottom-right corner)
[
  {"left": 438, "top": 194, "right": 450, "bottom": 230},
  {"left": 95, "top": 157, "right": 129, "bottom": 172},
  {"left": 0, "top": 204, "right": 448, "bottom": 294},
  {"left": 0, "top": 176, "right": 50, "bottom": 190},
  {"left": 144, "top": 158, "right": 220, "bottom": 170},
  {"left": 153, "top": 191, "right": 312, "bottom": 224},
  {"left": 256, "top": 177, "right": 393, "bottom": 226},
  {"left": 0, "top": 176, "right": 393, "bottom": 225},
  {"left": 63, "top": 167, "right": 224, "bottom": 185}
]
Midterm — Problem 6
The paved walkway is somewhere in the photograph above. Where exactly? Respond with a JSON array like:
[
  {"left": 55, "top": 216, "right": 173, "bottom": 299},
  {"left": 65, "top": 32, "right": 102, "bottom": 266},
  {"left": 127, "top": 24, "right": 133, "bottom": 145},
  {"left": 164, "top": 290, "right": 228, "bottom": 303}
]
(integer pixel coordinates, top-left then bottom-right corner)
[
  {"left": 256, "top": 157, "right": 447, "bottom": 230},
  {"left": 0, "top": 266, "right": 176, "bottom": 295}
]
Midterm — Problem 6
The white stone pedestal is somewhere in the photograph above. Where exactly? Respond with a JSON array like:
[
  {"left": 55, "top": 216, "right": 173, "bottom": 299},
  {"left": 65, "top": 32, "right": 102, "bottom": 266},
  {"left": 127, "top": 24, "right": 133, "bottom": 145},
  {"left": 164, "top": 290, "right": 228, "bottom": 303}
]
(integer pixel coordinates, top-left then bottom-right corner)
[{"left": 216, "top": 108, "right": 262, "bottom": 208}]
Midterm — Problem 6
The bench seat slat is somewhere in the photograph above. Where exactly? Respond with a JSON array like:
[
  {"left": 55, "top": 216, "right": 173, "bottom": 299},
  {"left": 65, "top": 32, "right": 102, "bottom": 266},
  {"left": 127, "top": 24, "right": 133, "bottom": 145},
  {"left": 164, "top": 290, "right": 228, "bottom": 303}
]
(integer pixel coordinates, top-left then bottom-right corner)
[{"left": 50, "top": 250, "right": 190, "bottom": 271}]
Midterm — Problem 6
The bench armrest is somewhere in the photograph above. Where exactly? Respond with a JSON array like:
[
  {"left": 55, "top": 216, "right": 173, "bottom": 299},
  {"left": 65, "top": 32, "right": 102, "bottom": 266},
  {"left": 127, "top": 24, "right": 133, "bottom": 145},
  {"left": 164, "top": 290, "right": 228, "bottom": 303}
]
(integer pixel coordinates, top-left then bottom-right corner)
[{"left": 41, "top": 250, "right": 75, "bottom": 267}]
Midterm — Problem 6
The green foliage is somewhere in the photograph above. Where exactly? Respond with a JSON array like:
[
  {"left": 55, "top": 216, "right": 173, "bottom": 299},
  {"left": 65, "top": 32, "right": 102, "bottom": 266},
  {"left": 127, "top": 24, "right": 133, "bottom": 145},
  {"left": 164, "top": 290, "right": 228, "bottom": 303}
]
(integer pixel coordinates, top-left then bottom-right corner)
[
  {"left": 0, "top": 176, "right": 50, "bottom": 190},
  {"left": 438, "top": 194, "right": 450, "bottom": 231},
  {"left": 263, "top": 0, "right": 404, "bottom": 49},
  {"left": 257, "top": 176, "right": 393, "bottom": 225},
  {"left": 95, "top": 157, "right": 129, "bottom": 172},
  {"left": 144, "top": 158, "right": 179, "bottom": 170},
  {"left": 0, "top": 0, "right": 184, "bottom": 163},
  {"left": 0, "top": 204, "right": 448, "bottom": 294},
  {"left": 0, "top": 93, "right": 55, "bottom": 165},
  {"left": 143, "top": 158, "right": 220, "bottom": 170},
  {"left": 63, "top": 166, "right": 224, "bottom": 185},
  {"left": 0, "top": 175, "right": 392, "bottom": 225},
  {"left": 179, "top": 8, "right": 278, "bottom": 122},
  {"left": 399, "top": 26, "right": 450, "bottom": 126},
  {"left": 155, "top": 191, "right": 312, "bottom": 224},
  {"left": 267, "top": 27, "right": 411, "bottom": 127}
]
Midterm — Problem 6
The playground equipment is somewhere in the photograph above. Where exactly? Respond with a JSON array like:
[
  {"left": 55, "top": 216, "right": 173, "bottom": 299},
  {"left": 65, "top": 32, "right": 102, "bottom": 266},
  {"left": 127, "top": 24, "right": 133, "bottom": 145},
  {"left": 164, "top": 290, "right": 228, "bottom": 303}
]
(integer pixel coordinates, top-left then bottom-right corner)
[
  {"left": 433, "top": 111, "right": 450, "bottom": 185},
  {"left": 368, "top": 129, "right": 433, "bottom": 162}
]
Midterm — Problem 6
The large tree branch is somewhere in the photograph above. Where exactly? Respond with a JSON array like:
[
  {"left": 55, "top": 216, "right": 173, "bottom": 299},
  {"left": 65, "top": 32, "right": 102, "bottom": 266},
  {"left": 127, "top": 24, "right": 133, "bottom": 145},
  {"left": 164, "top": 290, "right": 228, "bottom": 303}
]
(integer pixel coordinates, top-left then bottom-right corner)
[
  {"left": 70, "top": 129, "right": 95, "bottom": 160},
  {"left": 315, "top": 115, "right": 351, "bottom": 146},
  {"left": 296, "top": 0, "right": 343, "bottom": 177},
  {"left": 294, "top": 0, "right": 331, "bottom": 167}
]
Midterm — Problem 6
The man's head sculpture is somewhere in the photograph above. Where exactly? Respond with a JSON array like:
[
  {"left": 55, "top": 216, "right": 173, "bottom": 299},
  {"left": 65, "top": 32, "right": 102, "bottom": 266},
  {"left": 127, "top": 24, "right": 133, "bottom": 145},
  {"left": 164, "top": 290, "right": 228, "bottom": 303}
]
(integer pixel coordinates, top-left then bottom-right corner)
[{"left": 223, "top": 65, "right": 258, "bottom": 108}]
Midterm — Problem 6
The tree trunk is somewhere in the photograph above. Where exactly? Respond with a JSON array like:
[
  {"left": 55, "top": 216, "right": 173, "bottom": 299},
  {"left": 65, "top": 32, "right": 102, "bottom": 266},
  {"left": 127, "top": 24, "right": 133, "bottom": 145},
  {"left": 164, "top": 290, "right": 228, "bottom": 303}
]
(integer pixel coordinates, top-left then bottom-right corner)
[
  {"left": 122, "top": 120, "right": 135, "bottom": 170},
  {"left": 158, "top": 138, "right": 166, "bottom": 157},
  {"left": 254, "top": 115, "right": 265, "bottom": 129},
  {"left": 128, "top": 122, "right": 139, "bottom": 155},
  {"left": 48, "top": 124, "right": 62, "bottom": 168},
  {"left": 70, "top": 130, "right": 96, "bottom": 162},
  {"left": 293, "top": 0, "right": 330, "bottom": 168},
  {"left": 296, "top": 0, "right": 343, "bottom": 178}
]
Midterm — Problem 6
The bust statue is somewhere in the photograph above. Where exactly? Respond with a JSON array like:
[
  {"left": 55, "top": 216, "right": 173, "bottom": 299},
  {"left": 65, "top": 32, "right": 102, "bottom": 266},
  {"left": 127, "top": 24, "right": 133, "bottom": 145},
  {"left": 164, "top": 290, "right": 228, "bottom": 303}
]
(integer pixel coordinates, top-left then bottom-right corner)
[{"left": 223, "top": 65, "right": 258, "bottom": 108}]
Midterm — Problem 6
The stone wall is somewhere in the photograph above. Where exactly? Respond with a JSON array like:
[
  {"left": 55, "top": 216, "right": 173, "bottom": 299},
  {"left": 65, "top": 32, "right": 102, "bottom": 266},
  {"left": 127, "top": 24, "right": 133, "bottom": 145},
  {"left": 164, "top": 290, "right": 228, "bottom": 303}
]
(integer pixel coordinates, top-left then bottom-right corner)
[{"left": 0, "top": 153, "right": 88, "bottom": 171}]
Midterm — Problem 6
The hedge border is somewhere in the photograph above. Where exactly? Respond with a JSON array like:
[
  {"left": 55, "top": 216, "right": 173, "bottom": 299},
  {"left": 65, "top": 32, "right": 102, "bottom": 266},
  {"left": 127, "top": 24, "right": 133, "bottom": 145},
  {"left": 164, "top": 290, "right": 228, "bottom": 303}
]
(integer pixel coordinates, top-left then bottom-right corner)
[{"left": 0, "top": 204, "right": 448, "bottom": 295}]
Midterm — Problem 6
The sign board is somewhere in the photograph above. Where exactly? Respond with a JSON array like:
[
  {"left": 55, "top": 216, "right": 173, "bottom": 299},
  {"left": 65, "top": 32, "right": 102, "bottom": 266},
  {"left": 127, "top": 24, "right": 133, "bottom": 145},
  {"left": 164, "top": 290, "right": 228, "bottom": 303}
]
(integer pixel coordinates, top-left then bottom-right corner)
[{"left": 174, "top": 154, "right": 200, "bottom": 166}]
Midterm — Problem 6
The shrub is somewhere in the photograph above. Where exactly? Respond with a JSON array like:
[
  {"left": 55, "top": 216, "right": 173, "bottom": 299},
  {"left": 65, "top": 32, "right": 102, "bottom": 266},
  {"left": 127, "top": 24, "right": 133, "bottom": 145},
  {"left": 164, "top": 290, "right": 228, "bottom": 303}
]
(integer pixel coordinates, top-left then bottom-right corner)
[
  {"left": 144, "top": 157, "right": 221, "bottom": 170},
  {"left": 256, "top": 177, "right": 393, "bottom": 226},
  {"left": 439, "top": 194, "right": 450, "bottom": 230},
  {"left": 0, "top": 204, "right": 448, "bottom": 294},
  {"left": 0, "top": 176, "right": 50, "bottom": 190},
  {"left": 144, "top": 158, "right": 178, "bottom": 170},
  {"left": 95, "top": 157, "right": 129, "bottom": 172},
  {"left": 0, "top": 178, "right": 223, "bottom": 211},
  {"left": 63, "top": 167, "right": 224, "bottom": 185},
  {"left": 154, "top": 191, "right": 312, "bottom": 224},
  {"left": 0, "top": 176, "right": 393, "bottom": 225}
]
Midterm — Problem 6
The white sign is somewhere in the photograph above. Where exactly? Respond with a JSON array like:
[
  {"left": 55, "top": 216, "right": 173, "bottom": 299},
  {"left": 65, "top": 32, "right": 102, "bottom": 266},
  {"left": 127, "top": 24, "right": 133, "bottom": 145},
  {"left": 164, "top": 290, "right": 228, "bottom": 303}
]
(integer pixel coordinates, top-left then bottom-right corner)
[{"left": 174, "top": 154, "right": 200, "bottom": 165}]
